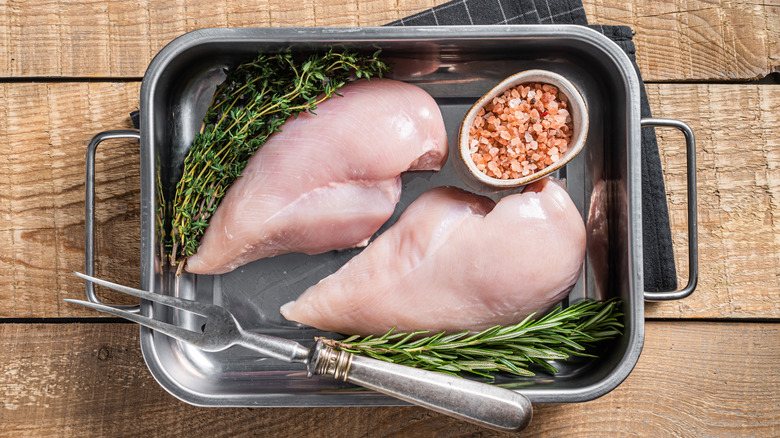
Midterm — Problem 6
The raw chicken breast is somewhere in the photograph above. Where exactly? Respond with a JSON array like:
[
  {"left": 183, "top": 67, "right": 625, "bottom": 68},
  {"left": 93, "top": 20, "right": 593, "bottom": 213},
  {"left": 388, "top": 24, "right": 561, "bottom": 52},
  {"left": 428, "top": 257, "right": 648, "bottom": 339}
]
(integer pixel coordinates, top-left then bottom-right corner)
[
  {"left": 281, "top": 178, "right": 586, "bottom": 335},
  {"left": 186, "top": 79, "right": 448, "bottom": 275}
]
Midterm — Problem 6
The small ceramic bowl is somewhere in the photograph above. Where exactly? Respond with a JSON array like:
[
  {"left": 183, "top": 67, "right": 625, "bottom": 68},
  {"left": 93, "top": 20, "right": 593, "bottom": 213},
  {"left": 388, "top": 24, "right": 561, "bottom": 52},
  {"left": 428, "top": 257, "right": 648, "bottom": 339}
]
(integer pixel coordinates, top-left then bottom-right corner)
[{"left": 456, "top": 69, "right": 589, "bottom": 191}]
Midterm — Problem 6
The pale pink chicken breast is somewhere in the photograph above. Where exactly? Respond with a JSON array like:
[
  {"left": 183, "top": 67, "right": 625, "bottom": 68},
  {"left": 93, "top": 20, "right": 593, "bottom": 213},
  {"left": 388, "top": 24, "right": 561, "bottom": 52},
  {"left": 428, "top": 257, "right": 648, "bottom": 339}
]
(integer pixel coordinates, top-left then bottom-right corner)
[
  {"left": 281, "top": 178, "right": 586, "bottom": 335},
  {"left": 186, "top": 79, "right": 448, "bottom": 275}
]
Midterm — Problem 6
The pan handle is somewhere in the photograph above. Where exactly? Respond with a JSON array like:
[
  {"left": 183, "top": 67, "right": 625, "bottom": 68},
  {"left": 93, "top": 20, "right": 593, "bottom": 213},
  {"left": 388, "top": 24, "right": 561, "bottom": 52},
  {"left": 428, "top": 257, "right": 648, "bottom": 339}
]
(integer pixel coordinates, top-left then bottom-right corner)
[
  {"left": 85, "top": 129, "right": 142, "bottom": 313},
  {"left": 640, "top": 119, "right": 698, "bottom": 301}
]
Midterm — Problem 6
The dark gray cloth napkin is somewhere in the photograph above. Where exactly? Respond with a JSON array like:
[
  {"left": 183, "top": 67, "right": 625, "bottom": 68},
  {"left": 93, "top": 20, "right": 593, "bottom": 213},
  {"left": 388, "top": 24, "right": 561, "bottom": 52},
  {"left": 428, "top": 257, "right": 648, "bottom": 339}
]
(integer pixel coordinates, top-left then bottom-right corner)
[{"left": 390, "top": 0, "right": 677, "bottom": 292}]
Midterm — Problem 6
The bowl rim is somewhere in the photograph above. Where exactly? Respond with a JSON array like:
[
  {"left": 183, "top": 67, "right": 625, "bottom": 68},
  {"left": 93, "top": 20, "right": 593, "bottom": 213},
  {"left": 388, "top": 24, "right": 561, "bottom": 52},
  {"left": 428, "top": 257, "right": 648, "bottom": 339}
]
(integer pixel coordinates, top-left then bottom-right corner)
[{"left": 458, "top": 69, "right": 589, "bottom": 189}]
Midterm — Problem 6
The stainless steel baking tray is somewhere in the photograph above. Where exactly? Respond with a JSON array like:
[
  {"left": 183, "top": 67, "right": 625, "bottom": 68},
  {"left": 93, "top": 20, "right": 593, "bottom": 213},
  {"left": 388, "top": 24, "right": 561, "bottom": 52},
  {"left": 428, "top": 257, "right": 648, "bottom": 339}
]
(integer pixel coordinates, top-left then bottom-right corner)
[{"left": 85, "top": 25, "right": 697, "bottom": 407}]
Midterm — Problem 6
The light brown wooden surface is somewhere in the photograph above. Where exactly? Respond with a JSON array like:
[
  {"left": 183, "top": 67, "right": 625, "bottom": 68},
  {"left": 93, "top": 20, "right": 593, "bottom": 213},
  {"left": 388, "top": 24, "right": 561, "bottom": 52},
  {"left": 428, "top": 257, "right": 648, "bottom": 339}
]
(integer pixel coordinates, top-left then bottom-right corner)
[
  {"left": 2, "top": 82, "right": 779, "bottom": 319},
  {"left": 584, "top": 0, "right": 780, "bottom": 81},
  {"left": 1, "top": 322, "right": 777, "bottom": 437},
  {"left": 0, "top": 0, "right": 777, "bottom": 81},
  {"left": 0, "top": 83, "right": 142, "bottom": 317},
  {"left": 2, "top": 0, "right": 779, "bottom": 435},
  {"left": 649, "top": 83, "right": 780, "bottom": 318},
  {"left": 0, "top": 0, "right": 444, "bottom": 78}
]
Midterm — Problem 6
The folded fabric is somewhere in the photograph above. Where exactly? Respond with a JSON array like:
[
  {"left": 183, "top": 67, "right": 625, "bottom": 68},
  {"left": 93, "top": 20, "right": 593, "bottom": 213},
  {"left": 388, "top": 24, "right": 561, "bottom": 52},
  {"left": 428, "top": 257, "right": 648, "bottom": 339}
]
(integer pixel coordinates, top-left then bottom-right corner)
[
  {"left": 391, "top": 0, "right": 588, "bottom": 25},
  {"left": 390, "top": 0, "right": 677, "bottom": 292}
]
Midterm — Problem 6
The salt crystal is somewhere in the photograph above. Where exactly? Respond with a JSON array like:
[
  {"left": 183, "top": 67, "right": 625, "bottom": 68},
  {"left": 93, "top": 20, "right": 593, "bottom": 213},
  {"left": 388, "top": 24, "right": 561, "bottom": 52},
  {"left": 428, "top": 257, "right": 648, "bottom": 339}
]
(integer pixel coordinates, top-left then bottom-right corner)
[{"left": 508, "top": 98, "right": 521, "bottom": 109}]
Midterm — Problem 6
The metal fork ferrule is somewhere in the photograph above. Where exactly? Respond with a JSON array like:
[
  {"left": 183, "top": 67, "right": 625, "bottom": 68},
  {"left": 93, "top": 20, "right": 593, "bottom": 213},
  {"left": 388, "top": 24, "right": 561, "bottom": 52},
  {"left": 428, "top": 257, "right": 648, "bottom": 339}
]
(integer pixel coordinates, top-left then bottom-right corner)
[{"left": 314, "top": 344, "right": 353, "bottom": 381}]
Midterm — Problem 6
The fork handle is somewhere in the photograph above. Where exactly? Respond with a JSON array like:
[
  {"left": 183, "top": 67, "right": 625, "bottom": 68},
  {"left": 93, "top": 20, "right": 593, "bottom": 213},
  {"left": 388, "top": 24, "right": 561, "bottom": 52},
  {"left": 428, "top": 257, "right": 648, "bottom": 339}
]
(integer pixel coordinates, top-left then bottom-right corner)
[{"left": 309, "top": 341, "right": 532, "bottom": 432}]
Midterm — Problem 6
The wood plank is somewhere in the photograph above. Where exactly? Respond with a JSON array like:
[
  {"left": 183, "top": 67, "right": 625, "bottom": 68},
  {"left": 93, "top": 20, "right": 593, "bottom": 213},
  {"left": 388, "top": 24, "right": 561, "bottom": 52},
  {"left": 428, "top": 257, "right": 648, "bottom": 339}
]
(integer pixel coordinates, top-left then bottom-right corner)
[
  {"left": 584, "top": 0, "right": 780, "bottom": 82},
  {"left": 1, "top": 0, "right": 778, "bottom": 81},
  {"left": 0, "top": 321, "right": 777, "bottom": 436},
  {"left": 0, "top": 83, "right": 142, "bottom": 318},
  {"left": 1, "top": 82, "right": 778, "bottom": 318},
  {"left": 646, "top": 83, "right": 780, "bottom": 318},
  {"left": 1, "top": 0, "right": 440, "bottom": 78}
]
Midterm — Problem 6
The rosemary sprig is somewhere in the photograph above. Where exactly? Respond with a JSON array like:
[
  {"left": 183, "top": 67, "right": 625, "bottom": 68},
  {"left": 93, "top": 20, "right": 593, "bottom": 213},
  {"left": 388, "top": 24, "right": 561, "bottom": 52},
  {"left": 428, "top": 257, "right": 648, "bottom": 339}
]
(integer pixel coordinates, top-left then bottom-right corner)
[
  {"left": 169, "top": 49, "right": 389, "bottom": 268},
  {"left": 322, "top": 299, "right": 623, "bottom": 379}
]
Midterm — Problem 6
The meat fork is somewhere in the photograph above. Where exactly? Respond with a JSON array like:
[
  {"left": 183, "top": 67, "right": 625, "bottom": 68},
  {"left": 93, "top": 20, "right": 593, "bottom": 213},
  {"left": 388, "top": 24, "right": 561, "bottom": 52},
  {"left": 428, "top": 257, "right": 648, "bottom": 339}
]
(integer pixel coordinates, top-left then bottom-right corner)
[{"left": 66, "top": 272, "right": 532, "bottom": 432}]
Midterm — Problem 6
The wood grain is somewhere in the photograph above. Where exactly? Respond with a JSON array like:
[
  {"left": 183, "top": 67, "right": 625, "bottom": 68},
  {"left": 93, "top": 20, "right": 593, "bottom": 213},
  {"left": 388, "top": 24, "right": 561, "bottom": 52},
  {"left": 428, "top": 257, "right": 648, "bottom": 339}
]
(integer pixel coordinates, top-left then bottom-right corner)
[
  {"left": 584, "top": 0, "right": 780, "bottom": 81},
  {"left": 0, "top": 321, "right": 777, "bottom": 437},
  {"left": 1, "top": 82, "right": 779, "bottom": 318},
  {"left": 647, "top": 83, "right": 780, "bottom": 319},
  {"left": 0, "top": 83, "right": 142, "bottom": 318},
  {"left": 0, "top": 0, "right": 441, "bottom": 78},
  {"left": 1, "top": 0, "right": 778, "bottom": 81}
]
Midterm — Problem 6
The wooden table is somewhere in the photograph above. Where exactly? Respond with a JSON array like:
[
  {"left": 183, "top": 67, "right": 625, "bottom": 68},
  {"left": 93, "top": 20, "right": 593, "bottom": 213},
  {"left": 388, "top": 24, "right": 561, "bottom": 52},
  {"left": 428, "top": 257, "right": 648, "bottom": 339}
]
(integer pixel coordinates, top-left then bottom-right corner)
[{"left": 1, "top": 1, "right": 778, "bottom": 436}]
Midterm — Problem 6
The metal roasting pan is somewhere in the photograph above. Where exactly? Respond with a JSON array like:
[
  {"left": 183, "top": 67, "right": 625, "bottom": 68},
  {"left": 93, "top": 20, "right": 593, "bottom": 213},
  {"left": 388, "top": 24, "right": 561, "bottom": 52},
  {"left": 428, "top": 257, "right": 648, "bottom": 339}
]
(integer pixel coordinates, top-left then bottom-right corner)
[{"left": 84, "top": 26, "right": 698, "bottom": 408}]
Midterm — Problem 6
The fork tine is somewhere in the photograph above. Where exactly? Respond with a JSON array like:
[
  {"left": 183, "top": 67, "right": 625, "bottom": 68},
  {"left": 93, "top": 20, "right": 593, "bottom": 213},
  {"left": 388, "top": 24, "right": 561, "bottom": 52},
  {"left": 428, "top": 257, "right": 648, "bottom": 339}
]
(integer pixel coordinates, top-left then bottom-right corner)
[
  {"left": 64, "top": 298, "right": 204, "bottom": 345},
  {"left": 72, "top": 271, "right": 211, "bottom": 316}
]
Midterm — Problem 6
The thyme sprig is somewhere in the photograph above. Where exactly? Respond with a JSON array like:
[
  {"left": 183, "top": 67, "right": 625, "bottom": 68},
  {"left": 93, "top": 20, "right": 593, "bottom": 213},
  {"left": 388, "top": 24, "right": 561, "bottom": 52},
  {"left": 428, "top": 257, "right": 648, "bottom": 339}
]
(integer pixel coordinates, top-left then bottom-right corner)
[
  {"left": 169, "top": 49, "right": 389, "bottom": 269},
  {"left": 322, "top": 299, "right": 623, "bottom": 379}
]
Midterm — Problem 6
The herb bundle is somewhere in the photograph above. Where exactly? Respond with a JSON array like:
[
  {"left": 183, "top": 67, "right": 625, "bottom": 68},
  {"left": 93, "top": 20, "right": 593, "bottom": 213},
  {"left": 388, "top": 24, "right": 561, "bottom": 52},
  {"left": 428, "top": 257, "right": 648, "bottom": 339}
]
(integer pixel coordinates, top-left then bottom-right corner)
[
  {"left": 322, "top": 299, "right": 623, "bottom": 379},
  {"left": 169, "top": 49, "right": 389, "bottom": 269}
]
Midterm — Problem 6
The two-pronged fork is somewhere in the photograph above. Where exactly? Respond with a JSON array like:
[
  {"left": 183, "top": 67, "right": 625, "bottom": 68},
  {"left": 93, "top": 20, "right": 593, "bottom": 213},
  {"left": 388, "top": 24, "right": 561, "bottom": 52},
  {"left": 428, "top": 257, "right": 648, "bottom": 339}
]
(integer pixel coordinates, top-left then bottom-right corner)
[{"left": 66, "top": 272, "right": 532, "bottom": 432}]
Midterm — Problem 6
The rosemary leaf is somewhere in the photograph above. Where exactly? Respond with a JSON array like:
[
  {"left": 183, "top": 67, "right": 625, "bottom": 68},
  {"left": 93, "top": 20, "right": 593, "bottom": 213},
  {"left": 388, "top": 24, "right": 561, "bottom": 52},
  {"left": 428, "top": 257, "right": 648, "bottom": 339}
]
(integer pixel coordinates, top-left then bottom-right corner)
[
  {"left": 496, "top": 357, "right": 531, "bottom": 376},
  {"left": 390, "top": 331, "right": 428, "bottom": 348},
  {"left": 437, "top": 331, "right": 471, "bottom": 344},
  {"left": 545, "top": 334, "right": 588, "bottom": 350}
]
